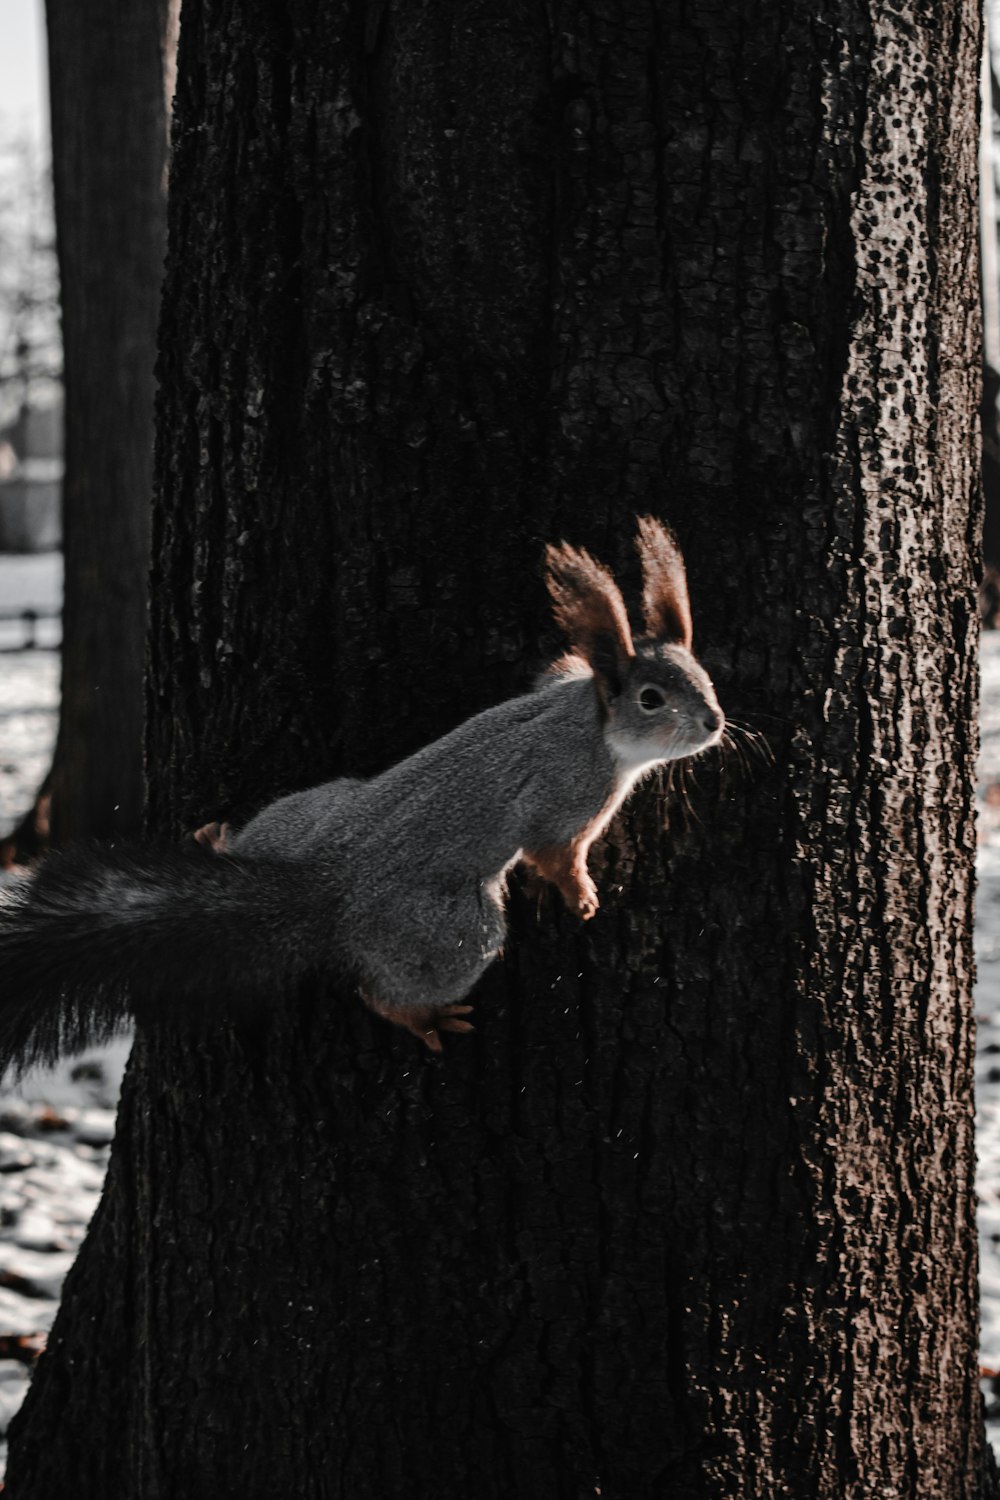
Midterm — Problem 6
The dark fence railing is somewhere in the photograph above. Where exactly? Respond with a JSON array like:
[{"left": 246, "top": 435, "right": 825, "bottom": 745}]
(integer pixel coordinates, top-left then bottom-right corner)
[{"left": 0, "top": 607, "right": 62, "bottom": 652}]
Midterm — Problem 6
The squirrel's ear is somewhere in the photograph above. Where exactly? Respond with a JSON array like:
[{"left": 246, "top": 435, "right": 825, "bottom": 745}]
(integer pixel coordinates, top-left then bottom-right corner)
[
  {"left": 635, "top": 515, "right": 693, "bottom": 648},
  {"left": 545, "top": 540, "right": 634, "bottom": 693}
]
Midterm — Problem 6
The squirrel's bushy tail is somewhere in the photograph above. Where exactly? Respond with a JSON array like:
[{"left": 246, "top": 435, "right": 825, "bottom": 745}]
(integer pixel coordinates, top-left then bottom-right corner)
[{"left": 0, "top": 845, "right": 334, "bottom": 1078}]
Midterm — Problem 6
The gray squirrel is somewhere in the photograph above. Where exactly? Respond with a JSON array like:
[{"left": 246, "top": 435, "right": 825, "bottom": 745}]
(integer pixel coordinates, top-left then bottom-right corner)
[{"left": 0, "top": 516, "right": 723, "bottom": 1070}]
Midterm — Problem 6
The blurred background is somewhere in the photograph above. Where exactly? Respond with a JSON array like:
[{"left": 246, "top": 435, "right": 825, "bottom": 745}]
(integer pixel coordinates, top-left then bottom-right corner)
[
  {"left": 0, "top": 0, "right": 158, "bottom": 1462},
  {"left": 0, "top": 0, "right": 60, "bottom": 727}
]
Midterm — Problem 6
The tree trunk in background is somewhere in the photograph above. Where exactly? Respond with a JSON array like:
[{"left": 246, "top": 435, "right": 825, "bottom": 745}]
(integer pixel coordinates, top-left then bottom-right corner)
[
  {"left": 42, "top": 0, "right": 169, "bottom": 843},
  {"left": 6, "top": 2, "right": 990, "bottom": 1497}
]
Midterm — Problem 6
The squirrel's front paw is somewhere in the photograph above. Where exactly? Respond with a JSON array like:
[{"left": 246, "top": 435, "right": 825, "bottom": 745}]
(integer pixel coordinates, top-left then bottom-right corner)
[{"left": 568, "top": 875, "right": 599, "bottom": 922}]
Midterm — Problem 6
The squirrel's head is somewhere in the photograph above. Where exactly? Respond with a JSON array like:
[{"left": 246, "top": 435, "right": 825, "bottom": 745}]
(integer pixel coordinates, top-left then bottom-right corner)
[{"left": 545, "top": 516, "right": 724, "bottom": 768}]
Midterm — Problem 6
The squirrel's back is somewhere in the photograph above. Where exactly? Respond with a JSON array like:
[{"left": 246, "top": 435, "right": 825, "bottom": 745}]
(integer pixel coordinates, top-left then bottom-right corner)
[{"left": 234, "top": 672, "right": 617, "bottom": 879}]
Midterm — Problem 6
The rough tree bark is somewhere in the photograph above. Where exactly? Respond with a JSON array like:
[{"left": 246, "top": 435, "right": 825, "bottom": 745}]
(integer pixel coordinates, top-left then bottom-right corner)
[
  {"left": 5, "top": 1, "right": 990, "bottom": 1497},
  {"left": 41, "top": 0, "right": 169, "bottom": 844}
]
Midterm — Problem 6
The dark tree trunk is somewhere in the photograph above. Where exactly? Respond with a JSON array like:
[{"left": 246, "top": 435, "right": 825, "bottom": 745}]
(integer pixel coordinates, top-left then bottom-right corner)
[
  {"left": 6, "top": 2, "right": 989, "bottom": 1497},
  {"left": 42, "top": 0, "right": 169, "bottom": 844}
]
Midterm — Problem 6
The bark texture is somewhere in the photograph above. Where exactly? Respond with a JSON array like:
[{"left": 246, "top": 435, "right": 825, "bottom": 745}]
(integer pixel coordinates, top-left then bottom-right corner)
[
  {"left": 43, "top": 0, "right": 169, "bottom": 843},
  {"left": 6, "top": 1, "right": 988, "bottom": 1497}
]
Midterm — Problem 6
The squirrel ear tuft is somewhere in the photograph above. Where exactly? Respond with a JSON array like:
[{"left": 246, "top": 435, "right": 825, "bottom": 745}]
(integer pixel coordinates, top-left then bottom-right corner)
[
  {"left": 635, "top": 515, "right": 693, "bottom": 648},
  {"left": 545, "top": 540, "right": 634, "bottom": 691}
]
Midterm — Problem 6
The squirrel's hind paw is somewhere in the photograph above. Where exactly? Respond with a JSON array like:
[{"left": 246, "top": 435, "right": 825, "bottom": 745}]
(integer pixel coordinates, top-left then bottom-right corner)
[
  {"left": 192, "top": 820, "right": 230, "bottom": 853},
  {"left": 362, "top": 995, "right": 475, "bottom": 1053},
  {"left": 435, "top": 1006, "right": 475, "bottom": 1036}
]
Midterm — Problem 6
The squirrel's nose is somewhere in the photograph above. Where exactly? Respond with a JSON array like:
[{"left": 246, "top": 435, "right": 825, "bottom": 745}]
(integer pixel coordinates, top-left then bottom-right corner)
[{"left": 703, "top": 709, "right": 724, "bottom": 734}]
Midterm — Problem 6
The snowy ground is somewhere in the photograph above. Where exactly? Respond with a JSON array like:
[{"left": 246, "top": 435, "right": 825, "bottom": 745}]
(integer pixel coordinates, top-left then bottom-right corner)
[
  {"left": 0, "top": 553, "right": 61, "bottom": 847},
  {"left": 2, "top": 551, "right": 1000, "bottom": 1465},
  {"left": 0, "top": 551, "right": 130, "bottom": 1464}
]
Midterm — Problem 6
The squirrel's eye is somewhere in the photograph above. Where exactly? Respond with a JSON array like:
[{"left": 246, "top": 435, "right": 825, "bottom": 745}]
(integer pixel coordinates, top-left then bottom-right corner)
[{"left": 638, "top": 686, "right": 666, "bottom": 712}]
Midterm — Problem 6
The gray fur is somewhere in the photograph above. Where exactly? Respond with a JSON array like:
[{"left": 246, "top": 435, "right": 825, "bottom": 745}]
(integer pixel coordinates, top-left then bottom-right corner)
[
  {"left": 0, "top": 516, "right": 723, "bottom": 1066},
  {"left": 234, "top": 675, "right": 622, "bottom": 1007}
]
